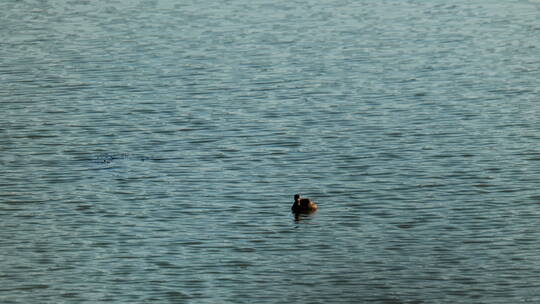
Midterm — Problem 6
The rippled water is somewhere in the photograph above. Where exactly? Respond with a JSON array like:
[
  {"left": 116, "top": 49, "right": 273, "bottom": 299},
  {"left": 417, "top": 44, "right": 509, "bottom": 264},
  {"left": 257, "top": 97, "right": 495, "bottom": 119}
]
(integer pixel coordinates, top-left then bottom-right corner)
[{"left": 1, "top": 0, "right": 540, "bottom": 303}]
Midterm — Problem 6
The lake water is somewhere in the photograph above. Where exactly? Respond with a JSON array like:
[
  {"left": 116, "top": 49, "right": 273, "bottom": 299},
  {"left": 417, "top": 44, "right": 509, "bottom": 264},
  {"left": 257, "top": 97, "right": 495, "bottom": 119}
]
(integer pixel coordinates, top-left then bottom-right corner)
[{"left": 1, "top": 0, "right": 540, "bottom": 303}]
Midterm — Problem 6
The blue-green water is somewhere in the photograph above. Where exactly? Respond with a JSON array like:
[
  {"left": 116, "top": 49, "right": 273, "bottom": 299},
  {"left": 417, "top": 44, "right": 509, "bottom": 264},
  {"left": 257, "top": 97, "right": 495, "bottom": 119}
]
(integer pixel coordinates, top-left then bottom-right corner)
[{"left": 1, "top": 0, "right": 540, "bottom": 303}]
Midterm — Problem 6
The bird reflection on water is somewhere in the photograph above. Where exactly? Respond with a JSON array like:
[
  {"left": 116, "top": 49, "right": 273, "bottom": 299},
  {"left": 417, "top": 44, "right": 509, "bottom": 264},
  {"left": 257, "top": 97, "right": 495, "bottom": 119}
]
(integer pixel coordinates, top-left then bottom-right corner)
[{"left": 293, "top": 211, "right": 316, "bottom": 222}]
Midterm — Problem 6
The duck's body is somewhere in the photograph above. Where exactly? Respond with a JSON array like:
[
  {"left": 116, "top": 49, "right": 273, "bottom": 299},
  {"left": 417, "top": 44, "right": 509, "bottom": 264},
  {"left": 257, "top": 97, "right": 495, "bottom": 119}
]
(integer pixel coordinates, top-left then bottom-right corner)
[{"left": 291, "top": 194, "right": 318, "bottom": 213}]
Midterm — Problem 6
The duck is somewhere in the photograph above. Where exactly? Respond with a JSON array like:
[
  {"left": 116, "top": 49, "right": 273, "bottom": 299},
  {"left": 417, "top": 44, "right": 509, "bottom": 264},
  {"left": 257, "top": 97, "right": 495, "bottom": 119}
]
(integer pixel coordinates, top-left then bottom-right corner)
[{"left": 291, "top": 193, "right": 318, "bottom": 213}]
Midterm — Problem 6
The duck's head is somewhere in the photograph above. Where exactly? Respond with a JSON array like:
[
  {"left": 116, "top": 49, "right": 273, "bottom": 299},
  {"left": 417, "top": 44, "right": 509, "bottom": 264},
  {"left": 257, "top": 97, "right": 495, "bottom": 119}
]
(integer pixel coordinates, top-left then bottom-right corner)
[{"left": 294, "top": 194, "right": 300, "bottom": 201}]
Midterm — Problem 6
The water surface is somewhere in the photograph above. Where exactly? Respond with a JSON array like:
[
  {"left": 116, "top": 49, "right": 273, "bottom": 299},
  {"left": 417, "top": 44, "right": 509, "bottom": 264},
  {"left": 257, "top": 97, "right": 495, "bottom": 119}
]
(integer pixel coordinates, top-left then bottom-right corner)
[{"left": 1, "top": 0, "right": 540, "bottom": 303}]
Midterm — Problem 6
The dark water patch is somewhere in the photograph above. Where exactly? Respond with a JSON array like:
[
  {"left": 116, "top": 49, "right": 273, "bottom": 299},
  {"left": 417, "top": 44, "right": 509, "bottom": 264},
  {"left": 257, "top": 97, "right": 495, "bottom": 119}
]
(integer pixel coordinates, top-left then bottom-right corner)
[{"left": 11, "top": 284, "right": 50, "bottom": 291}]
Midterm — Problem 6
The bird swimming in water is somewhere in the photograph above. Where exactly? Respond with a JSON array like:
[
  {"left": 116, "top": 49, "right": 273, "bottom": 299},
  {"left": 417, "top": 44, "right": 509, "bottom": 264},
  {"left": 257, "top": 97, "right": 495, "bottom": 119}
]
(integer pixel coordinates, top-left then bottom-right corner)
[{"left": 291, "top": 193, "right": 318, "bottom": 213}]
